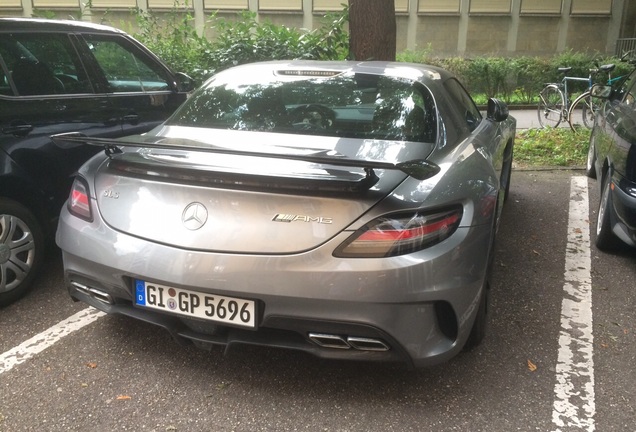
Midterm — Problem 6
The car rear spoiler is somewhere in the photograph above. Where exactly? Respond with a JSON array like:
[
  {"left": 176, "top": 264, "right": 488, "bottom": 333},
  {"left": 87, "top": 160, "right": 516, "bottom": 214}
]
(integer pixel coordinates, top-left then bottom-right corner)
[{"left": 51, "top": 133, "right": 440, "bottom": 182}]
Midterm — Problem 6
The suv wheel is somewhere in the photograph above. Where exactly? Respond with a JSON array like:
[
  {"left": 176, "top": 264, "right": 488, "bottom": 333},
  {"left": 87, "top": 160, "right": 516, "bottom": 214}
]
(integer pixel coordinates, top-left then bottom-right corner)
[{"left": 0, "top": 199, "right": 44, "bottom": 306}]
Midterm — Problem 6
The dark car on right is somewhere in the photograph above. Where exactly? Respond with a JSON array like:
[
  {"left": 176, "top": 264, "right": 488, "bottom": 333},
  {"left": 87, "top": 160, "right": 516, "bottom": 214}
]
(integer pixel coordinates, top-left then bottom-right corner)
[{"left": 587, "top": 79, "right": 636, "bottom": 250}]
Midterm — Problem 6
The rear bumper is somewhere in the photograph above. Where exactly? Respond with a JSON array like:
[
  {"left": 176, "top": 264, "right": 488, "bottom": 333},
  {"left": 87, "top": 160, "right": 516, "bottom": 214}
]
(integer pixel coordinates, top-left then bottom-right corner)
[
  {"left": 58, "top": 204, "right": 493, "bottom": 369},
  {"left": 66, "top": 282, "right": 413, "bottom": 365}
]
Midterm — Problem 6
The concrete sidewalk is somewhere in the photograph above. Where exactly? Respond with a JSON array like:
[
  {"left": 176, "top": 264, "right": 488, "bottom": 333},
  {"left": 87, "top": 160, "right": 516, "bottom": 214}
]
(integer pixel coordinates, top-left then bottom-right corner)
[
  {"left": 508, "top": 107, "right": 579, "bottom": 130},
  {"left": 511, "top": 109, "right": 541, "bottom": 129}
]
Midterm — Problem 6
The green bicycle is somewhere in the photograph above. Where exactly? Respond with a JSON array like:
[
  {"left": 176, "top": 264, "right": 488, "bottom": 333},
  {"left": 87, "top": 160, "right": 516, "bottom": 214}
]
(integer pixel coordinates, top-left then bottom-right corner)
[{"left": 538, "top": 63, "right": 616, "bottom": 131}]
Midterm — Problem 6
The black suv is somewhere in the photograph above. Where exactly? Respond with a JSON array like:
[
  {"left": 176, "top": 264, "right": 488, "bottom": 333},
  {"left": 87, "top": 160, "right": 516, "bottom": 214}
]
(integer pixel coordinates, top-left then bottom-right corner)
[{"left": 0, "top": 18, "right": 194, "bottom": 305}]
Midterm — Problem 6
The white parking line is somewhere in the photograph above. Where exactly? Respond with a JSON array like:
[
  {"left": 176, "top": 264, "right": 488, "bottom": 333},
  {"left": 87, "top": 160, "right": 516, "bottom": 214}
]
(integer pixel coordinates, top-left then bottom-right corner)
[
  {"left": 552, "top": 176, "right": 595, "bottom": 431},
  {"left": 0, "top": 307, "right": 104, "bottom": 375}
]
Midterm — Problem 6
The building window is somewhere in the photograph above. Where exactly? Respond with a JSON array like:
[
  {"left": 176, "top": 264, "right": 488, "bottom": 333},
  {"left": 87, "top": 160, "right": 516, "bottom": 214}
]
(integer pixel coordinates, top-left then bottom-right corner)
[
  {"left": 32, "top": 0, "right": 80, "bottom": 7},
  {"left": 418, "top": 0, "right": 461, "bottom": 14},
  {"left": 147, "top": 0, "right": 192, "bottom": 8},
  {"left": 259, "top": 0, "right": 302, "bottom": 11},
  {"left": 571, "top": 0, "right": 612, "bottom": 15},
  {"left": 205, "top": 0, "right": 248, "bottom": 9},
  {"left": 313, "top": 0, "right": 346, "bottom": 11},
  {"left": 520, "top": 0, "right": 562, "bottom": 15},
  {"left": 469, "top": 0, "right": 511, "bottom": 14},
  {"left": 91, "top": 0, "right": 136, "bottom": 7},
  {"left": 0, "top": 0, "right": 22, "bottom": 7},
  {"left": 314, "top": 0, "right": 406, "bottom": 12}
]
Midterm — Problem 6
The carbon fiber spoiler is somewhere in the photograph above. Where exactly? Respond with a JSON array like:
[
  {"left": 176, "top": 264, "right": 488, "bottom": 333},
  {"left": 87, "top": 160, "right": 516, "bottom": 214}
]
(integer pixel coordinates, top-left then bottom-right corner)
[{"left": 51, "top": 133, "right": 440, "bottom": 181}]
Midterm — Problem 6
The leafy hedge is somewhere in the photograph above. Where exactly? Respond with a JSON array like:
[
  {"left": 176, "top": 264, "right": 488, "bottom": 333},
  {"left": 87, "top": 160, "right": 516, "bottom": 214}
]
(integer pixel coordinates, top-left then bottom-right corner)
[
  {"left": 132, "top": 6, "right": 349, "bottom": 84},
  {"left": 126, "top": 5, "right": 632, "bottom": 103},
  {"left": 399, "top": 48, "right": 633, "bottom": 105}
]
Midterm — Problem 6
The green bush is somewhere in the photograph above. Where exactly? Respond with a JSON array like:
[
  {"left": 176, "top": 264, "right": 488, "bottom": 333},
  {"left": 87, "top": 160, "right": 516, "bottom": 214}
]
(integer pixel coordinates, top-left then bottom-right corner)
[
  {"left": 512, "top": 56, "right": 551, "bottom": 104},
  {"left": 132, "top": 3, "right": 349, "bottom": 84},
  {"left": 132, "top": 5, "right": 214, "bottom": 83},
  {"left": 397, "top": 49, "right": 632, "bottom": 105}
]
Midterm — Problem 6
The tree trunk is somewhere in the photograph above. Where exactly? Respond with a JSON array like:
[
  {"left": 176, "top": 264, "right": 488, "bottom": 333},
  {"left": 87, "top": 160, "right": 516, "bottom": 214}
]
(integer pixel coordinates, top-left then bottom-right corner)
[{"left": 348, "top": 0, "right": 397, "bottom": 61}]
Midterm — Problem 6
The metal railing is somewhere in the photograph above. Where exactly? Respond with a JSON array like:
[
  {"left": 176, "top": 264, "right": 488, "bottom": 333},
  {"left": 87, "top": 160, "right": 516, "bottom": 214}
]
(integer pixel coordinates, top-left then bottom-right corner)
[{"left": 616, "top": 38, "right": 636, "bottom": 56}]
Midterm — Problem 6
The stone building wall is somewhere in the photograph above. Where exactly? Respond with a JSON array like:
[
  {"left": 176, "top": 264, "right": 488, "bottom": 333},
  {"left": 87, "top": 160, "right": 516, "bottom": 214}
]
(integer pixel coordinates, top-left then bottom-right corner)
[{"left": 0, "top": 0, "right": 632, "bottom": 57}]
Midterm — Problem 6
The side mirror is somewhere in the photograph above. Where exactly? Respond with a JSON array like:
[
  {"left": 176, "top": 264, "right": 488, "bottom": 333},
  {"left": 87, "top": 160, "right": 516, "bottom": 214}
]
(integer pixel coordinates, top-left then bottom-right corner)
[
  {"left": 486, "top": 98, "right": 509, "bottom": 122},
  {"left": 175, "top": 72, "right": 196, "bottom": 93},
  {"left": 590, "top": 84, "right": 612, "bottom": 99}
]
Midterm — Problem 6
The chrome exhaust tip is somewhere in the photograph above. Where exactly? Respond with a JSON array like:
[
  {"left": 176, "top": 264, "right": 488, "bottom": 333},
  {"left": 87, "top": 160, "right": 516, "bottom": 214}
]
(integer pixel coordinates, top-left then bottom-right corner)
[
  {"left": 308, "top": 333, "right": 350, "bottom": 349},
  {"left": 308, "top": 333, "right": 390, "bottom": 351},
  {"left": 347, "top": 337, "right": 390, "bottom": 352},
  {"left": 70, "top": 281, "right": 114, "bottom": 305}
]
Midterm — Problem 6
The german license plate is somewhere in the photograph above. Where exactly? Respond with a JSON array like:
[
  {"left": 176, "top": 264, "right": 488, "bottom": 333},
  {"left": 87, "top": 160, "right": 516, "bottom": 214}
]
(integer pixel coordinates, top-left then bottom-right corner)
[{"left": 134, "top": 280, "right": 256, "bottom": 328}]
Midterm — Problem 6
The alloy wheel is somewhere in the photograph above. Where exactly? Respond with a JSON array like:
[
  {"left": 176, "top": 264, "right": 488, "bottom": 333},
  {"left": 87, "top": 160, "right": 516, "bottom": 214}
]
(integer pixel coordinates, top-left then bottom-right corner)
[{"left": 0, "top": 213, "right": 36, "bottom": 293}]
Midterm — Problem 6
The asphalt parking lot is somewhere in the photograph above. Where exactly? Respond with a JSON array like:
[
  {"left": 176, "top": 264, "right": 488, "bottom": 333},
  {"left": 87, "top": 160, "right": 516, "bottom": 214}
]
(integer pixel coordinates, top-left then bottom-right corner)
[{"left": 1, "top": 169, "right": 635, "bottom": 432}]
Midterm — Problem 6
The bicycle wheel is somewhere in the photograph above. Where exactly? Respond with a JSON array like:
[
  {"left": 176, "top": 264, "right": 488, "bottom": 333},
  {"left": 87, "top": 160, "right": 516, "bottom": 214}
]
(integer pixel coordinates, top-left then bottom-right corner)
[
  {"left": 568, "top": 91, "right": 597, "bottom": 131},
  {"left": 537, "top": 84, "right": 564, "bottom": 128}
]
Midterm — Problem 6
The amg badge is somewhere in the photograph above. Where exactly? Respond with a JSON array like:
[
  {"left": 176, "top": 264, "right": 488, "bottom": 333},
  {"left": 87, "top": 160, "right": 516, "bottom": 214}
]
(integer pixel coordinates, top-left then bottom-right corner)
[{"left": 273, "top": 214, "right": 333, "bottom": 224}]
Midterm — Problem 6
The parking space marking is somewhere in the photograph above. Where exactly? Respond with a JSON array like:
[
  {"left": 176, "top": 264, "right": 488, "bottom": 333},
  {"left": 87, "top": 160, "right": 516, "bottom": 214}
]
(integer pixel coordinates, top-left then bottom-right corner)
[
  {"left": 0, "top": 307, "right": 104, "bottom": 375},
  {"left": 552, "top": 176, "right": 595, "bottom": 431}
]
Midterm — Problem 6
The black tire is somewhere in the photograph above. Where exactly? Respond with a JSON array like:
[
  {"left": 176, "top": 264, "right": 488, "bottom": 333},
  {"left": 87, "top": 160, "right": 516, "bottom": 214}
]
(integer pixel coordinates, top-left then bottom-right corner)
[
  {"left": 595, "top": 174, "right": 621, "bottom": 250},
  {"left": 464, "top": 215, "right": 497, "bottom": 351},
  {"left": 568, "top": 91, "right": 596, "bottom": 131},
  {"left": 500, "top": 143, "right": 514, "bottom": 203},
  {"left": 537, "top": 85, "right": 564, "bottom": 128},
  {"left": 581, "top": 97, "right": 597, "bottom": 129},
  {"left": 463, "top": 279, "right": 489, "bottom": 351},
  {"left": 586, "top": 134, "right": 597, "bottom": 179},
  {"left": 0, "top": 198, "right": 45, "bottom": 306}
]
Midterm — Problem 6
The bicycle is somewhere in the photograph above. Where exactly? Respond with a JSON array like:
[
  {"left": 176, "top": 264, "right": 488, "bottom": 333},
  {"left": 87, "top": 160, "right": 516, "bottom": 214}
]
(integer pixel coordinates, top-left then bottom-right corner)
[
  {"left": 568, "top": 64, "right": 621, "bottom": 131},
  {"left": 537, "top": 64, "right": 614, "bottom": 130}
]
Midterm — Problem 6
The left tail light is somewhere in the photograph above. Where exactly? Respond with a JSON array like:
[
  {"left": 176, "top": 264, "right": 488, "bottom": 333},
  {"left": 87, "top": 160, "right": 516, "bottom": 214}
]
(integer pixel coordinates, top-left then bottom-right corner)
[
  {"left": 68, "top": 176, "right": 93, "bottom": 222},
  {"left": 334, "top": 207, "right": 462, "bottom": 258}
]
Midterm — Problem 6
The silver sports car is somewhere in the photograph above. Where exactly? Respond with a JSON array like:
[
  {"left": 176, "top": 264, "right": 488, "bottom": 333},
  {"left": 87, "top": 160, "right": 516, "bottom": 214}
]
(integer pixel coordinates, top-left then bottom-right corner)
[{"left": 55, "top": 61, "right": 516, "bottom": 368}]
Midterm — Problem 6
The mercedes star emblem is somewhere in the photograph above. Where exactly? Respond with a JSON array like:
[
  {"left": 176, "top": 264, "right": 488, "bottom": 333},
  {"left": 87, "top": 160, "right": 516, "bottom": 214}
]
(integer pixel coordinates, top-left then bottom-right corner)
[{"left": 182, "top": 202, "right": 208, "bottom": 230}]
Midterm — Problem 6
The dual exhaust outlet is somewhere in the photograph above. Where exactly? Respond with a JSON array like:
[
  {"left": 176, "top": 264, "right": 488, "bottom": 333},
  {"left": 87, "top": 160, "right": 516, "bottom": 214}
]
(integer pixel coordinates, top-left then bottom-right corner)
[
  {"left": 71, "top": 281, "right": 114, "bottom": 305},
  {"left": 308, "top": 332, "right": 390, "bottom": 352}
]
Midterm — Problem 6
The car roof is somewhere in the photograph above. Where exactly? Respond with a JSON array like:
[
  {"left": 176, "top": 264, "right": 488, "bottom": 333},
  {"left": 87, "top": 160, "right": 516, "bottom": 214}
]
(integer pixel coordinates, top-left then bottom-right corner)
[
  {"left": 212, "top": 60, "right": 454, "bottom": 87},
  {"left": 0, "top": 17, "right": 127, "bottom": 35}
]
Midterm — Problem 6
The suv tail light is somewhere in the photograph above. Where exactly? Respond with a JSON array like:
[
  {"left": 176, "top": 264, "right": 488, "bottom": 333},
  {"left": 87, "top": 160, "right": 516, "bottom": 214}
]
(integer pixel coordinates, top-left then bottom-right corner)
[
  {"left": 334, "top": 208, "right": 462, "bottom": 258},
  {"left": 68, "top": 177, "right": 93, "bottom": 222}
]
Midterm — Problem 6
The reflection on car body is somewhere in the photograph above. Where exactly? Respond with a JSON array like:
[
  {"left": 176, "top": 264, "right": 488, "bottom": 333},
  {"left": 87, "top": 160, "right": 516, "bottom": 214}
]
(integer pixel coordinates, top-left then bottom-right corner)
[
  {"left": 55, "top": 60, "right": 516, "bottom": 368},
  {"left": 587, "top": 80, "right": 636, "bottom": 250}
]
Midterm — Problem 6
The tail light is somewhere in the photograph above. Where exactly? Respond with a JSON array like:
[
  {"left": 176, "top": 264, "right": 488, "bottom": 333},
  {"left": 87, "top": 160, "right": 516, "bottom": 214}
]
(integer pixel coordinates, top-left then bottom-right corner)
[
  {"left": 334, "top": 207, "right": 462, "bottom": 258},
  {"left": 68, "top": 177, "right": 93, "bottom": 222}
]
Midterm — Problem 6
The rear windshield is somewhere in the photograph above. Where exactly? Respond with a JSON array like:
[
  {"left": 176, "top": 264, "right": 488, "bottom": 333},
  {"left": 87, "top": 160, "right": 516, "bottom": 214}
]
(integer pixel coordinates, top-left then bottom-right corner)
[{"left": 167, "top": 71, "right": 437, "bottom": 142}]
